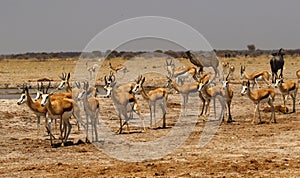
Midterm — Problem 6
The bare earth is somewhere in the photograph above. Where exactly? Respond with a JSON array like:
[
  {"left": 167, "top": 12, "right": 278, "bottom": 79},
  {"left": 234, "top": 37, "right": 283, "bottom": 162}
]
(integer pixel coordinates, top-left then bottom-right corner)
[{"left": 0, "top": 56, "right": 300, "bottom": 177}]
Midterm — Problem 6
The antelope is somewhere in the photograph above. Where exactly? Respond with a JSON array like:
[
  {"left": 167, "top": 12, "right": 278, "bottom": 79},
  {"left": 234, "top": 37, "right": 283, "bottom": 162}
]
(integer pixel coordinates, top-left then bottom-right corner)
[
  {"left": 222, "top": 62, "right": 235, "bottom": 81},
  {"left": 167, "top": 77, "right": 205, "bottom": 115},
  {"left": 274, "top": 77, "right": 298, "bottom": 113},
  {"left": 241, "top": 80, "right": 276, "bottom": 124},
  {"left": 270, "top": 48, "right": 285, "bottom": 83},
  {"left": 17, "top": 84, "right": 50, "bottom": 137},
  {"left": 221, "top": 72, "right": 234, "bottom": 122},
  {"left": 78, "top": 81, "right": 100, "bottom": 142},
  {"left": 240, "top": 65, "right": 271, "bottom": 89},
  {"left": 185, "top": 50, "right": 219, "bottom": 80},
  {"left": 57, "top": 72, "right": 72, "bottom": 92},
  {"left": 198, "top": 78, "right": 225, "bottom": 118},
  {"left": 109, "top": 62, "right": 127, "bottom": 74},
  {"left": 166, "top": 59, "right": 199, "bottom": 85},
  {"left": 296, "top": 69, "right": 300, "bottom": 83},
  {"left": 132, "top": 76, "right": 168, "bottom": 128},
  {"left": 104, "top": 74, "right": 146, "bottom": 134},
  {"left": 87, "top": 63, "right": 99, "bottom": 82},
  {"left": 40, "top": 84, "right": 80, "bottom": 146}
]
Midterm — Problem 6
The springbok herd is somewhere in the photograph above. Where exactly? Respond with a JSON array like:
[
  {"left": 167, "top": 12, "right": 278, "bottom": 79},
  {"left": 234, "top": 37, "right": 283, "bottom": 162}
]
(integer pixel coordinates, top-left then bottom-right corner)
[{"left": 16, "top": 50, "right": 300, "bottom": 147}]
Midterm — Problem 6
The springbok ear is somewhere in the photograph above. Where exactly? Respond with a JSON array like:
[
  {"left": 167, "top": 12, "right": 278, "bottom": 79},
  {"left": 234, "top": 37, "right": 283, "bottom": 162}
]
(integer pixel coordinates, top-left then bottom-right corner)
[{"left": 67, "top": 73, "right": 70, "bottom": 80}]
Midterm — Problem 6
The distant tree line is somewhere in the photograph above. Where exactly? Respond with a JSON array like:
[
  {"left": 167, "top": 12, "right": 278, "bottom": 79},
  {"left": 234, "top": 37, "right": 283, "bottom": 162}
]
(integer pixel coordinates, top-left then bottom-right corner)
[{"left": 1, "top": 49, "right": 300, "bottom": 60}]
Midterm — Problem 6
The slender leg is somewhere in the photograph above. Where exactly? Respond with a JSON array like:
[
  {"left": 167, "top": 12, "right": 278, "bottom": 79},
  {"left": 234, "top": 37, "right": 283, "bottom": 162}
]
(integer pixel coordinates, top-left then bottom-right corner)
[
  {"left": 253, "top": 104, "right": 257, "bottom": 124},
  {"left": 257, "top": 103, "right": 262, "bottom": 124},
  {"left": 149, "top": 104, "right": 153, "bottom": 127},
  {"left": 268, "top": 99, "right": 276, "bottom": 123}
]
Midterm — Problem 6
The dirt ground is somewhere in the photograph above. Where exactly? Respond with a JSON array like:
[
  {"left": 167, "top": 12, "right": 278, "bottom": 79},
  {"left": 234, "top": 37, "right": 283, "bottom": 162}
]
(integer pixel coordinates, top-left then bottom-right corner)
[{"left": 0, "top": 55, "right": 300, "bottom": 177}]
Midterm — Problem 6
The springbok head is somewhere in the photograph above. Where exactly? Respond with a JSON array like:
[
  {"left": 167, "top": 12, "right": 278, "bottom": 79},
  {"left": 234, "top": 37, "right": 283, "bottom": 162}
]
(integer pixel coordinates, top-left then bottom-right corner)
[
  {"left": 240, "top": 65, "right": 246, "bottom": 79},
  {"left": 241, "top": 80, "right": 250, "bottom": 96},
  {"left": 274, "top": 77, "right": 284, "bottom": 88},
  {"left": 17, "top": 84, "right": 27, "bottom": 105},
  {"left": 132, "top": 75, "right": 145, "bottom": 94},
  {"left": 165, "top": 59, "right": 175, "bottom": 78},
  {"left": 57, "top": 72, "right": 70, "bottom": 90},
  {"left": 34, "top": 82, "right": 43, "bottom": 101},
  {"left": 40, "top": 82, "right": 53, "bottom": 107},
  {"left": 104, "top": 72, "right": 116, "bottom": 97}
]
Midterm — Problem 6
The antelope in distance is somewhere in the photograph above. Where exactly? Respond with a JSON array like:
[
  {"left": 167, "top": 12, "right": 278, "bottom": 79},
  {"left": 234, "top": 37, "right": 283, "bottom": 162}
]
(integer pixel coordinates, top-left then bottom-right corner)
[
  {"left": 240, "top": 65, "right": 271, "bottom": 89},
  {"left": 165, "top": 58, "right": 199, "bottom": 85},
  {"left": 86, "top": 63, "right": 99, "bottom": 82},
  {"left": 222, "top": 62, "right": 235, "bottom": 81},
  {"left": 185, "top": 50, "right": 220, "bottom": 80},
  {"left": 17, "top": 84, "right": 49, "bottom": 137},
  {"left": 132, "top": 76, "right": 168, "bottom": 128},
  {"left": 78, "top": 81, "right": 100, "bottom": 142},
  {"left": 104, "top": 74, "right": 146, "bottom": 134},
  {"left": 40, "top": 83, "right": 80, "bottom": 146},
  {"left": 270, "top": 48, "right": 285, "bottom": 83},
  {"left": 296, "top": 69, "right": 300, "bottom": 83},
  {"left": 275, "top": 77, "right": 298, "bottom": 113},
  {"left": 109, "top": 62, "right": 127, "bottom": 76},
  {"left": 241, "top": 80, "right": 276, "bottom": 124}
]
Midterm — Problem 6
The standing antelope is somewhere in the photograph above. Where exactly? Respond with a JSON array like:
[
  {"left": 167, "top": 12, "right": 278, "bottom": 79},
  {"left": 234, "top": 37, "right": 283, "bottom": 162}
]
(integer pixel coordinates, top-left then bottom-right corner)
[
  {"left": 78, "top": 81, "right": 100, "bottom": 142},
  {"left": 296, "top": 69, "right": 300, "bottom": 83},
  {"left": 275, "top": 77, "right": 298, "bottom": 113},
  {"left": 17, "top": 84, "right": 49, "bottom": 137},
  {"left": 240, "top": 65, "right": 271, "bottom": 89},
  {"left": 221, "top": 72, "right": 234, "bottom": 122},
  {"left": 104, "top": 75, "right": 145, "bottom": 134},
  {"left": 222, "top": 62, "right": 235, "bottom": 81},
  {"left": 241, "top": 80, "right": 276, "bottom": 124},
  {"left": 166, "top": 59, "right": 199, "bottom": 85},
  {"left": 167, "top": 77, "right": 205, "bottom": 115},
  {"left": 270, "top": 48, "right": 285, "bottom": 83},
  {"left": 132, "top": 76, "right": 168, "bottom": 128},
  {"left": 40, "top": 84, "right": 80, "bottom": 146},
  {"left": 87, "top": 63, "right": 99, "bottom": 82}
]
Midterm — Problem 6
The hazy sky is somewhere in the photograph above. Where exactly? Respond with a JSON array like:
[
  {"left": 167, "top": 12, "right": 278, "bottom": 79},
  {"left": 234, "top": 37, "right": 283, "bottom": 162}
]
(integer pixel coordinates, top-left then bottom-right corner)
[{"left": 1, "top": 0, "right": 300, "bottom": 54}]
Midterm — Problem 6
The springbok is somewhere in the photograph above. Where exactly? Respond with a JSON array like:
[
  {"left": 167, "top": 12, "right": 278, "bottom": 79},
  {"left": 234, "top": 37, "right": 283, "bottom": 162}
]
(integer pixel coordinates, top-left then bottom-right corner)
[
  {"left": 222, "top": 62, "right": 235, "bottom": 81},
  {"left": 296, "top": 69, "right": 300, "bottom": 83},
  {"left": 275, "top": 77, "right": 298, "bottom": 113},
  {"left": 240, "top": 65, "right": 271, "bottom": 89},
  {"left": 132, "top": 76, "right": 168, "bottom": 128},
  {"left": 167, "top": 77, "right": 205, "bottom": 115},
  {"left": 185, "top": 50, "right": 219, "bottom": 80},
  {"left": 241, "top": 80, "right": 276, "bottom": 124},
  {"left": 104, "top": 74, "right": 145, "bottom": 134},
  {"left": 270, "top": 48, "right": 285, "bottom": 83},
  {"left": 78, "top": 81, "right": 100, "bottom": 142},
  {"left": 109, "top": 62, "right": 127, "bottom": 75},
  {"left": 17, "top": 84, "right": 49, "bottom": 137},
  {"left": 165, "top": 59, "right": 199, "bottom": 85},
  {"left": 40, "top": 84, "right": 80, "bottom": 146},
  {"left": 221, "top": 72, "right": 234, "bottom": 122},
  {"left": 87, "top": 63, "right": 99, "bottom": 82}
]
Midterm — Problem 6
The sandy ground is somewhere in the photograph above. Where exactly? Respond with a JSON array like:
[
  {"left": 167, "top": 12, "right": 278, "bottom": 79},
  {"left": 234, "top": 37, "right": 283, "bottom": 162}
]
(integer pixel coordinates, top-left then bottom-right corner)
[{"left": 0, "top": 55, "right": 300, "bottom": 177}]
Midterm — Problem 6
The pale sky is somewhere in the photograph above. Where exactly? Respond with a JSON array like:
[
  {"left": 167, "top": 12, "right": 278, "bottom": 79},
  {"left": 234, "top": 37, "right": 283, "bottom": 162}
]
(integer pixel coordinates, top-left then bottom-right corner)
[{"left": 1, "top": 0, "right": 300, "bottom": 54}]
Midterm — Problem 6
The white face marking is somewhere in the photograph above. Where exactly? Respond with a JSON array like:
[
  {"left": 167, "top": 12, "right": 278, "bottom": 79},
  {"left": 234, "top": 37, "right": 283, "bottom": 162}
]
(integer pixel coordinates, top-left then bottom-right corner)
[
  {"left": 41, "top": 94, "right": 49, "bottom": 106},
  {"left": 77, "top": 91, "right": 85, "bottom": 99},
  {"left": 34, "top": 91, "right": 42, "bottom": 101},
  {"left": 57, "top": 81, "right": 66, "bottom": 89},
  {"left": 274, "top": 79, "right": 280, "bottom": 88},
  {"left": 198, "top": 83, "right": 204, "bottom": 91},
  {"left": 222, "top": 81, "right": 228, "bottom": 89},
  {"left": 17, "top": 94, "right": 27, "bottom": 105},
  {"left": 241, "top": 86, "right": 248, "bottom": 95}
]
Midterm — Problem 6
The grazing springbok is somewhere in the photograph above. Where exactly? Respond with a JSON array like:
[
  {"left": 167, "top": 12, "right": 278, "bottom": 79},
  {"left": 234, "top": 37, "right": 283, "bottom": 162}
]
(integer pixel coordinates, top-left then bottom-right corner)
[
  {"left": 275, "top": 77, "right": 298, "bottom": 113},
  {"left": 132, "top": 76, "right": 168, "bottom": 128},
  {"left": 40, "top": 84, "right": 80, "bottom": 146},
  {"left": 104, "top": 74, "right": 146, "bottom": 134},
  {"left": 296, "top": 69, "right": 300, "bottom": 83},
  {"left": 185, "top": 50, "right": 219, "bottom": 80},
  {"left": 270, "top": 48, "right": 285, "bottom": 83},
  {"left": 241, "top": 80, "right": 276, "bottom": 124},
  {"left": 165, "top": 59, "right": 199, "bottom": 85},
  {"left": 240, "top": 65, "right": 271, "bottom": 89},
  {"left": 78, "top": 81, "right": 100, "bottom": 142},
  {"left": 17, "top": 84, "right": 49, "bottom": 137}
]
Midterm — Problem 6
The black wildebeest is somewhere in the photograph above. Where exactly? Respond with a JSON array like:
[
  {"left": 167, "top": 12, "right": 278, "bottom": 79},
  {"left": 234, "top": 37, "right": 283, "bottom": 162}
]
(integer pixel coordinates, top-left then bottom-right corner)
[{"left": 270, "top": 48, "right": 285, "bottom": 83}]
